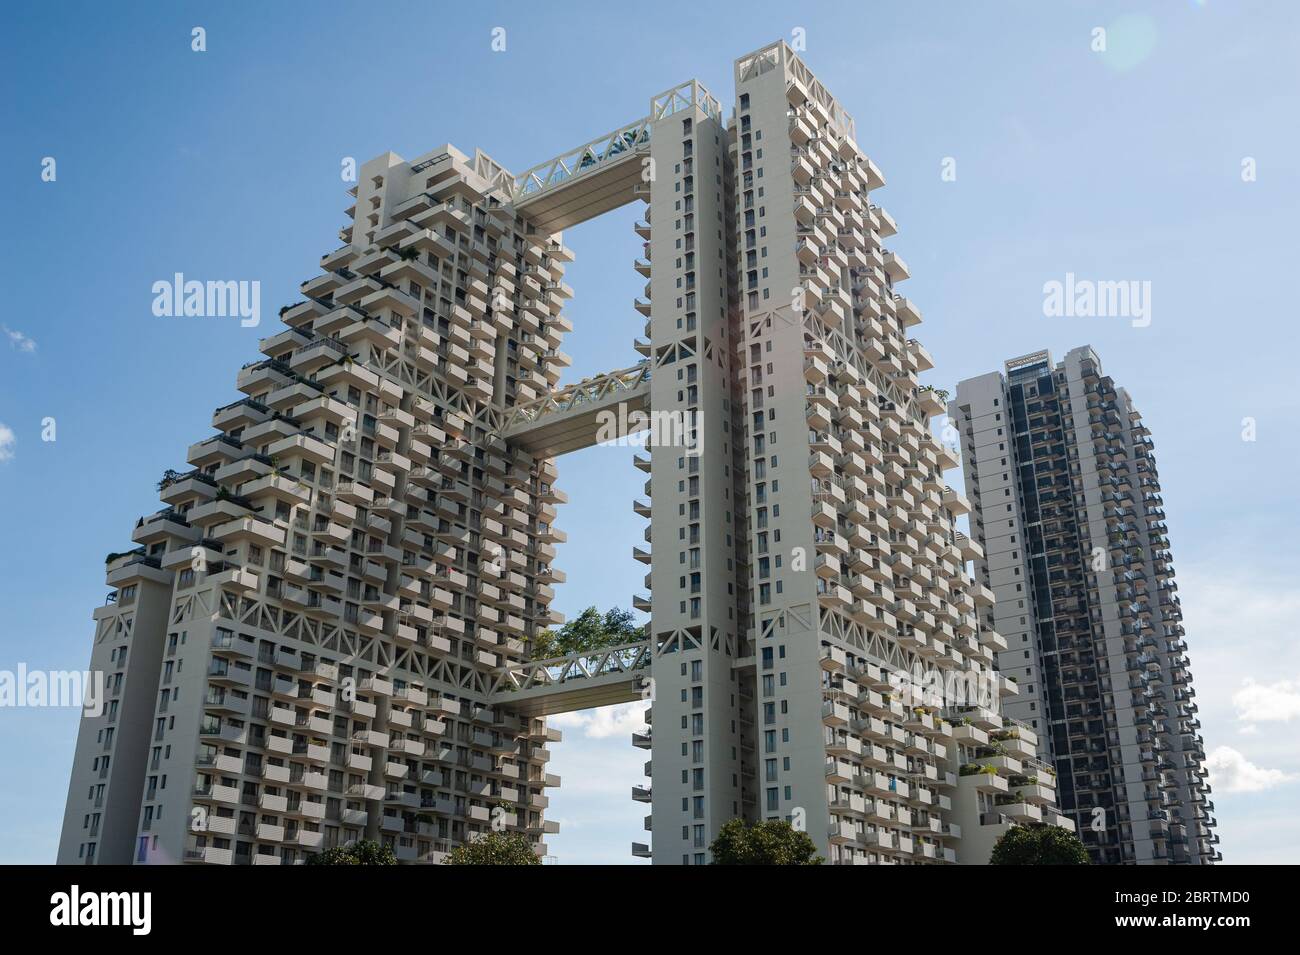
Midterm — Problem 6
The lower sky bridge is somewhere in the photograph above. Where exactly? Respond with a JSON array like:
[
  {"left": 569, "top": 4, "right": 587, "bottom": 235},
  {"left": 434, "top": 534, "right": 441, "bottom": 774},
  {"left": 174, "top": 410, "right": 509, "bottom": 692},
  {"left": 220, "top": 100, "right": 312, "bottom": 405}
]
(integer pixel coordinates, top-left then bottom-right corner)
[{"left": 487, "top": 640, "right": 653, "bottom": 717}]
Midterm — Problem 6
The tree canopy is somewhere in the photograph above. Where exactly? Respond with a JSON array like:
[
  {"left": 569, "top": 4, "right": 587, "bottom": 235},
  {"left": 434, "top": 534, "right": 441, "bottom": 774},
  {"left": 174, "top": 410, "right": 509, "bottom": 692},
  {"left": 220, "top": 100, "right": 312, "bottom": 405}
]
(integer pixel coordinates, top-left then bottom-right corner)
[
  {"left": 530, "top": 605, "right": 642, "bottom": 659},
  {"left": 305, "top": 839, "right": 398, "bottom": 865},
  {"left": 444, "top": 831, "right": 541, "bottom": 865},
  {"left": 990, "top": 823, "right": 1091, "bottom": 865},
  {"left": 709, "top": 818, "right": 824, "bottom": 865}
]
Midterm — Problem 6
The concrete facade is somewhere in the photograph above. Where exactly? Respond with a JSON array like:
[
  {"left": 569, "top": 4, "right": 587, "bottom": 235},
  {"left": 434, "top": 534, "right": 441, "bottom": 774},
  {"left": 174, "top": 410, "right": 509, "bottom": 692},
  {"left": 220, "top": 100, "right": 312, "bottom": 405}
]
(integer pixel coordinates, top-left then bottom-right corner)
[
  {"left": 60, "top": 43, "right": 1075, "bottom": 866},
  {"left": 952, "top": 347, "right": 1219, "bottom": 864}
]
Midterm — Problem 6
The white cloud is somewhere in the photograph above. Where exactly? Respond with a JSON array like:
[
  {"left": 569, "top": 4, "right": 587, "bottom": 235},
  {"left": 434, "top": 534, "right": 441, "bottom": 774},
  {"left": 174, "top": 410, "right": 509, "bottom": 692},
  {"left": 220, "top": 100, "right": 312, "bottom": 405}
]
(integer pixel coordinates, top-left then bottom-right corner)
[
  {"left": 541, "top": 708, "right": 649, "bottom": 862},
  {"left": 0, "top": 423, "right": 14, "bottom": 462},
  {"left": 1205, "top": 745, "right": 1293, "bottom": 793},
  {"left": 550, "top": 700, "right": 648, "bottom": 740},
  {"left": 2, "top": 326, "right": 36, "bottom": 353},
  {"left": 1233, "top": 678, "right": 1300, "bottom": 724},
  {"left": 1177, "top": 565, "right": 1300, "bottom": 760},
  {"left": 544, "top": 742, "right": 640, "bottom": 798},
  {"left": 1121, "top": 563, "right": 1300, "bottom": 861}
]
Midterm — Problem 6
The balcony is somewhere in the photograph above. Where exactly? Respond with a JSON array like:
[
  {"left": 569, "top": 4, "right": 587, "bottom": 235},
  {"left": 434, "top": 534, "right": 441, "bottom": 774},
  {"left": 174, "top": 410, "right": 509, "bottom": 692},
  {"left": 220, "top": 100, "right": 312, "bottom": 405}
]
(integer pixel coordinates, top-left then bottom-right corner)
[
  {"left": 829, "top": 819, "right": 857, "bottom": 845},
  {"left": 132, "top": 510, "right": 201, "bottom": 548},
  {"left": 294, "top": 829, "right": 324, "bottom": 850},
  {"left": 864, "top": 829, "right": 894, "bottom": 851},
  {"left": 255, "top": 822, "right": 285, "bottom": 843},
  {"left": 995, "top": 800, "right": 1042, "bottom": 824},
  {"left": 974, "top": 754, "right": 1022, "bottom": 776},
  {"left": 821, "top": 699, "right": 851, "bottom": 727},
  {"left": 825, "top": 757, "right": 854, "bottom": 784},
  {"left": 346, "top": 750, "right": 373, "bottom": 773},
  {"left": 819, "top": 645, "right": 847, "bottom": 672},
  {"left": 184, "top": 846, "right": 233, "bottom": 866},
  {"left": 960, "top": 767, "right": 1008, "bottom": 794},
  {"left": 209, "top": 568, "right": 259, "bottom": 593},
  {"left": 992, "top": 727, "right": 1036, "bottom": 761},
  {"left": 346, "top": 783, "right": 385, "bottom": 802},
  {"left": 213, "top": 516, "right": 284, "bottom": 549},
  {"left": 339, "top": 807, "right": 368, "bottom": 827}
]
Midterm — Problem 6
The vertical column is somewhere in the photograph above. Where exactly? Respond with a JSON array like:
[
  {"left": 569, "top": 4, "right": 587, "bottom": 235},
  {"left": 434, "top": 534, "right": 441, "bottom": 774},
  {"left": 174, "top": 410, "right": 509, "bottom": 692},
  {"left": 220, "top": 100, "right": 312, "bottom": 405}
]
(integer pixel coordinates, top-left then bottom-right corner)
[
  {"left": 646, "top": 84, "right": 743, "bottom": 864},
  {"left": 58, "top": 571, "right": 172, "bottom": 864}
]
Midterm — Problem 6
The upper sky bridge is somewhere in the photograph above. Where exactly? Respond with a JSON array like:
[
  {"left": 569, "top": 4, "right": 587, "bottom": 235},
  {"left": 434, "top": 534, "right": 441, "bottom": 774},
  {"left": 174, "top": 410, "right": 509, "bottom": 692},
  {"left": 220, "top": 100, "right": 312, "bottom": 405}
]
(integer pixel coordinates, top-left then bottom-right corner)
[{"left": 503, "top": 80, "right": 721, "bottom": 232}]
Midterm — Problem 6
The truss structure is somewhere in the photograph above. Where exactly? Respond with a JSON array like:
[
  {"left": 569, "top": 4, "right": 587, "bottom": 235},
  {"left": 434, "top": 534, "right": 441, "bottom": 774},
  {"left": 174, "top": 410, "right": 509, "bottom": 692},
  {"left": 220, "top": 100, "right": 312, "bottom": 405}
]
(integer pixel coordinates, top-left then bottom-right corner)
[
  {"left": 507, "top": 80, "right": 720, "bottom": 206},
  {"left": 489, "top": 639, "right": 651, "bottom": 694},
  {"left": 736, "top": 40, "right": 856, "bottom": 140},
  {"left": 650, "top": 79, "right": 722, "bottom": 122},
  {"left": 509, "top": 119, "right": 651, "bottom": 202},
  {"left": 481, "top": 360, "right": 651, "bottom": 435}
]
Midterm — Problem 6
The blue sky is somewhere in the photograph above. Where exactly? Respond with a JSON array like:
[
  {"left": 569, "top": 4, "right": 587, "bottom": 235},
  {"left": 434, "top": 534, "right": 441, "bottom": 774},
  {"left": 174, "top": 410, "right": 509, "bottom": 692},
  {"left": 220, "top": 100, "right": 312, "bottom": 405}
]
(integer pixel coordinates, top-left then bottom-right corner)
[{"left": 2, "top": 1, "right": 1297, "bottom": 864}]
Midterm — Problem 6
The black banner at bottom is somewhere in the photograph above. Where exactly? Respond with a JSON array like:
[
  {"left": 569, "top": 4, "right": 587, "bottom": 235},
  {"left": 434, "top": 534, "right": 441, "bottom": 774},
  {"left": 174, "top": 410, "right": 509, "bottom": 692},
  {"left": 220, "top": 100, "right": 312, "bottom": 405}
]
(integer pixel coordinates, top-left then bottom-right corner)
[{"left": 0, "top": 862, "right": 1275, "bottom": 940}]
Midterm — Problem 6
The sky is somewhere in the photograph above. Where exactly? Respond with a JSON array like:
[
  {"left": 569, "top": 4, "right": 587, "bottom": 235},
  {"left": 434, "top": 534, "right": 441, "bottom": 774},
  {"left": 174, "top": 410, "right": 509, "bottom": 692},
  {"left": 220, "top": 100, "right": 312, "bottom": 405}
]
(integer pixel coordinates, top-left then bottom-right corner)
[{"left": 1, "top": 0, "right": 1297, "bottom": 865}]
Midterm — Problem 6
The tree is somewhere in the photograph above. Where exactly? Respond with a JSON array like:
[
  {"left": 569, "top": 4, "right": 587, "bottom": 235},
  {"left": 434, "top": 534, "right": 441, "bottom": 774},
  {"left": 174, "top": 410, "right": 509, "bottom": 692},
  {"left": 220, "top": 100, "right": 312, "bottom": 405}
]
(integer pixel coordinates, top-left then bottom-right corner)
[
  {"left": 990, "top": 823, "right": 1091, "bottom": 865},
  {"left": 530, "top": 605, "right": 642, "bottom": 659},
  {"left": 305, "top": 839, "right": 398, "bottom": 865},
  {"left": 709, "top": 818, "right": 824, "bottom": 865},
  {"left": 444, "top": 831, "right": 541, "bottom": 866}
]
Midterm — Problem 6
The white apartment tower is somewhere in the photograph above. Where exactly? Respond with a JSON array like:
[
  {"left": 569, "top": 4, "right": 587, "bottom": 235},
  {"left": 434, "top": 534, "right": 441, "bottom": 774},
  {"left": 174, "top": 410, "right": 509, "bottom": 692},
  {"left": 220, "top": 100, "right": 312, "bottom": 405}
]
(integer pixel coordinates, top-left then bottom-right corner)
[
  {"left": 951, "top": 347, "right": 1219, "bottom": 864},
  {"left": 60, "top": 42, "right": 1071, "bottom": 866}
]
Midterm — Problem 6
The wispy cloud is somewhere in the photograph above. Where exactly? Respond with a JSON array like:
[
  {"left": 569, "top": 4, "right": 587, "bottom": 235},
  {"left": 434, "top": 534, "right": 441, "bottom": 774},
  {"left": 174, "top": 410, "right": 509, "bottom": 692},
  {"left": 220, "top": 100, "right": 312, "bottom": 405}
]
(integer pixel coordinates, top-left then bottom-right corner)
[
  {"left": 0, "top": 423, "right": 14, "bottom": 462},
  {"left": 1178, "top": 565, "right": 1300, "bottom": 753},
  {"left": 2, "top": 326, "right": 36, "bottom": 353},
  {"left": 1205, "top": 746, "right": 1293, "bottom": 793},
  {"left": 1233, "top": 678, "right": 1300, "bottom": 725},
  {"left": 540, "top": 712, "right": 647, "bottom": 863},
  {"left": 1169, "top": 564, "right": 1300, "bottom": 858},
  {"left": 550, "top": 700, "right": 648, "bottom": 740}
]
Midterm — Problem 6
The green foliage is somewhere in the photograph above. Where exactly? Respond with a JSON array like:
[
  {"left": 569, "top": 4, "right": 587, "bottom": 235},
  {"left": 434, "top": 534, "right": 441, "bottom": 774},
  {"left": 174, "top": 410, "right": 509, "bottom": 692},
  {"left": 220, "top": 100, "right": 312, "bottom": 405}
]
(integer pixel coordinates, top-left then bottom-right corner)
[
  {"left": 990, "top": 823, "right": 1090, "bottom": 865},
  {"left": 444, "top": 831, "right": 541, "bottom": 866},
  {"left": 305, "top": 839, "right": 398, "bottom": 865},
  {"left": 530, "top": 605, "right": 642, "bottom": 659},
  {"left": 709, "top": 818, "right": 824, "bottom": 866}
]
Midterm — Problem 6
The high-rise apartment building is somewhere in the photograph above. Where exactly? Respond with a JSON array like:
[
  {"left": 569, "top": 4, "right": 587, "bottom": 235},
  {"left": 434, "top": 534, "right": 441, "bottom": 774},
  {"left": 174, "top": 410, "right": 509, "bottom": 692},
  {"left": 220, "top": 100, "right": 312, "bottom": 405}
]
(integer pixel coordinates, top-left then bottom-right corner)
[
  {"left": 58, "top": 142, "right": 581, "bottom": 865},
  {"left": 60, "top": 41, "right": 1072, "bottom": 866},
  {"left": 951, "top": 347, "right": 1219, "bottom": 864}
]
